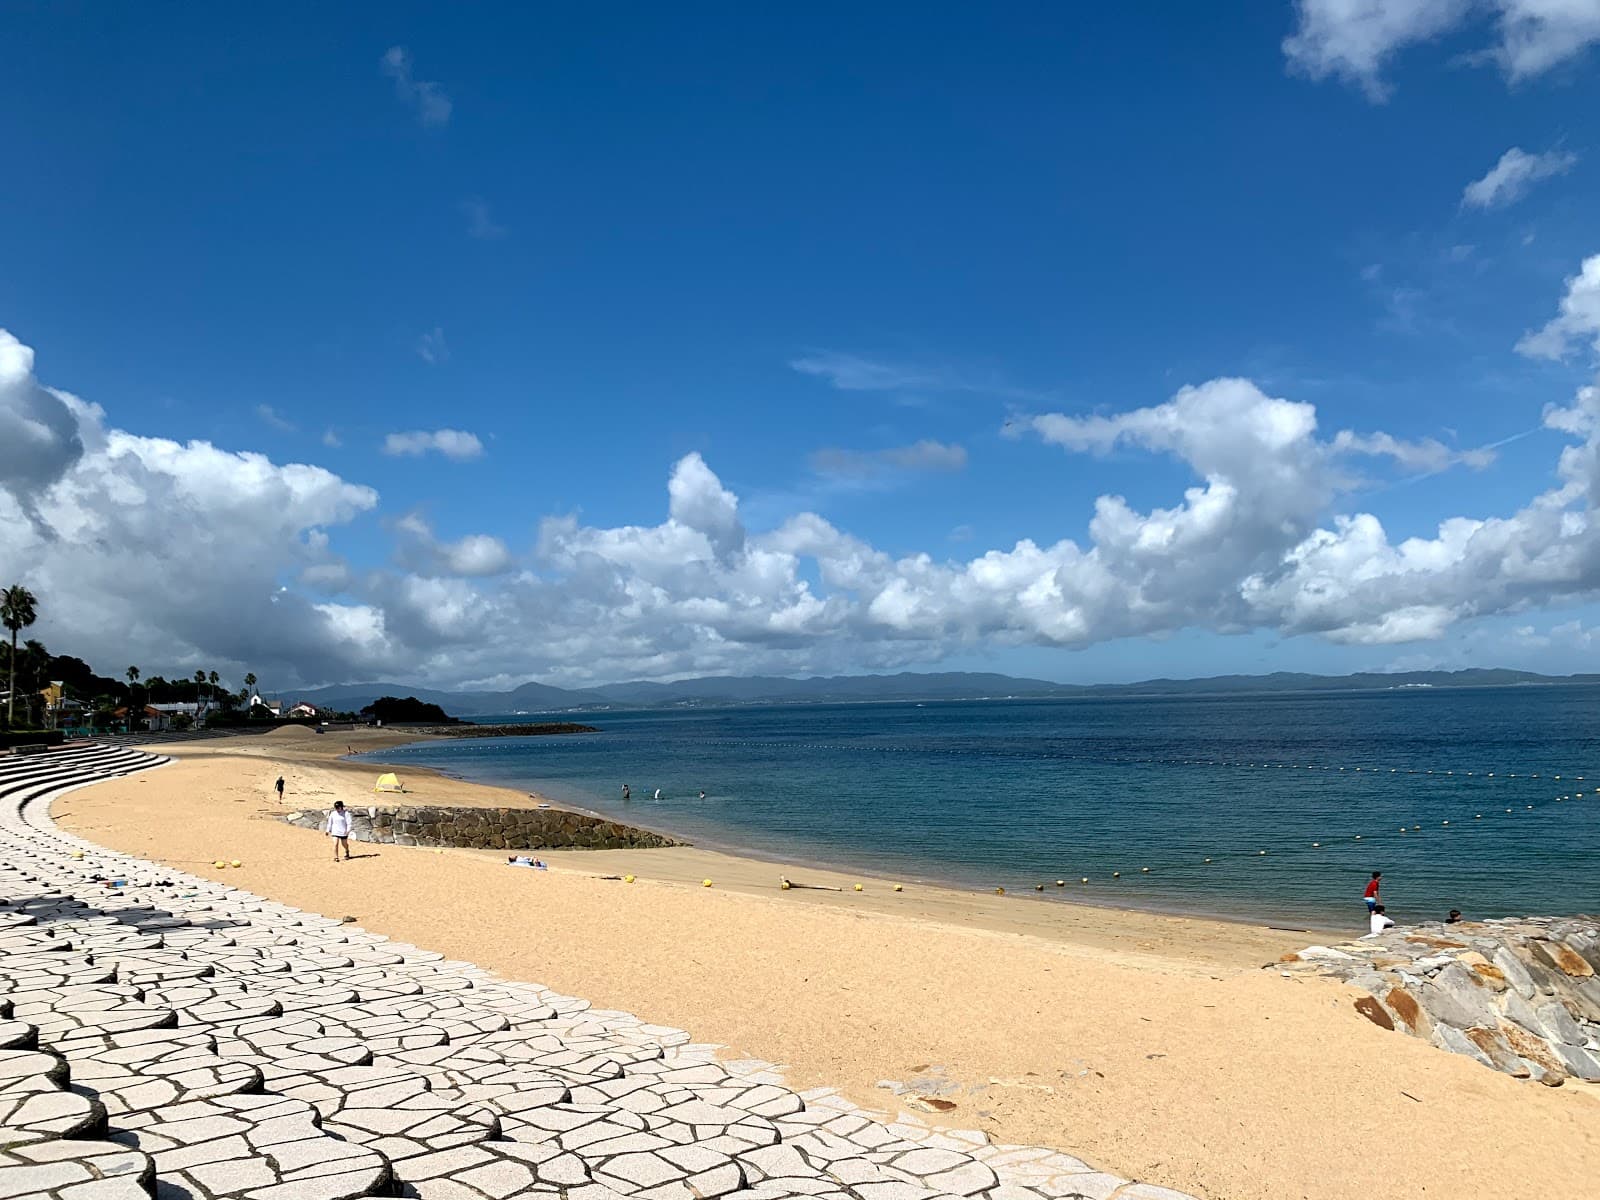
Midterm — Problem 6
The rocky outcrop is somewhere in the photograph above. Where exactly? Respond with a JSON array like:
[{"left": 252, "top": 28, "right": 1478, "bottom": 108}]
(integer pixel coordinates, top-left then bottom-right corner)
[
  {"left": 283, "top": 802, "right": 681, "bottom": 850},
  {"left": 1280, "top": 916, "right": 1600, "bottom": 1085}
]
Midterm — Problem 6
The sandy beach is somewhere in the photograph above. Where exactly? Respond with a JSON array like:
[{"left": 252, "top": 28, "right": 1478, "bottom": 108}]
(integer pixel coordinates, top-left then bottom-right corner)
[{"left": 56, "top": 727, "right": 1600, "bottom": 1200}]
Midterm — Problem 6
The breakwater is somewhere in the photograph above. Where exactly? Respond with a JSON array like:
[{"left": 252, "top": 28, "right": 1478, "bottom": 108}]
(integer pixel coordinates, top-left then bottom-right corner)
[{"left": 283, "top": 802, "right": 679, "bottom": 850}]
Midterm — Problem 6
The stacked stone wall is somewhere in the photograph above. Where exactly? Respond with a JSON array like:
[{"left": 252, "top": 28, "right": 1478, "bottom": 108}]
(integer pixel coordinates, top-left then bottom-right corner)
[
  {"left": 284, "top": 803, "right": 680, "bottom": 850},
  {"left": 1282, "top": 915, "right": 1600, "bottom": 1085}
]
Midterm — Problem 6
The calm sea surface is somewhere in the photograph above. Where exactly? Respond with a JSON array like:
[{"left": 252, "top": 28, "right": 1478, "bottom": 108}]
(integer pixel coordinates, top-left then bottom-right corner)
[{"left": 365, "top": 686, "right": 1600, "bottom": 927}]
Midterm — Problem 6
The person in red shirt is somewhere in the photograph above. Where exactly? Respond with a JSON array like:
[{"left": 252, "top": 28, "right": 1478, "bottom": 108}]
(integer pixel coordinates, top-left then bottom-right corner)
[{"left": 1363, "top": 871, "right": 1382, "bottom": 913}]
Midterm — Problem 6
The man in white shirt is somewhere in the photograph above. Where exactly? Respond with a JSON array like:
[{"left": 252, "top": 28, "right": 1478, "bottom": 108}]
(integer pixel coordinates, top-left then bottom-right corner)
[
  {"left": 325, "top": 800, "right": 354, "bottom": 862},
  {"left": 1365, "top": 904, "right": 1395, "bottom": 938}
]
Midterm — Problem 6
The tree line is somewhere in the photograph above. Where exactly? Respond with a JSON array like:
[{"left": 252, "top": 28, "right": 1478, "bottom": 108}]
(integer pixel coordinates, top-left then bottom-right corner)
[{"left": 1, "top": 581, "right": 356, "bottom": 731}]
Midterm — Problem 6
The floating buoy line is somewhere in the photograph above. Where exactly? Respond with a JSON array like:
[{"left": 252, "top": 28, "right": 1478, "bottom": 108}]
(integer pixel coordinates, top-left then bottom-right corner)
[{"left": 380, "top": 740, "right": 1594, "bottom": 898}]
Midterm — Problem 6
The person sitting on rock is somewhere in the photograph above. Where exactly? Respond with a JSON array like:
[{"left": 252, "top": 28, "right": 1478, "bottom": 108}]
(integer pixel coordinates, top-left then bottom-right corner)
[
  {"left": 1446, "top": 908, "right": 1464, "bottom": 923},
  {"left": 1365, "top": 904, "right": 1395, "bottom": 938}
]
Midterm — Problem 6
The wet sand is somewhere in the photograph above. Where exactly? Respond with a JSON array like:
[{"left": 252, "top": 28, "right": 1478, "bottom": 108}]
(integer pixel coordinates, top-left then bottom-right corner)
[{"left": 55, "top": 726, "right": 1600, "bottom": 1200}]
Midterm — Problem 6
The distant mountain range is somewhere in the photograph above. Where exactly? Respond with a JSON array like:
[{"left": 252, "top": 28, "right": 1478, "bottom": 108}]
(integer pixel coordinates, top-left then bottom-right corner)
[{"left": 294, "top": 667, "right": 1600, "bottom": 717}]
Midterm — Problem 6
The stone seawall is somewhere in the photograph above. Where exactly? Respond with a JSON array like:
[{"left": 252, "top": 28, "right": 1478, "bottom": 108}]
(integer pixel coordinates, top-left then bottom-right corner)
[
  {"left": 283, "top": 803, "right": 681, "bottom": 850},
  {"left": 1280, "top": 915, "right": 1600, "bottom": 1086}
]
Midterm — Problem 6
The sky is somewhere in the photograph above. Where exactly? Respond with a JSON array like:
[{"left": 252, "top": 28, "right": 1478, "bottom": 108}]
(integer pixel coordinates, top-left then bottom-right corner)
[{"left": 4, "top": 1, "right": 1600, "bottom": 691}]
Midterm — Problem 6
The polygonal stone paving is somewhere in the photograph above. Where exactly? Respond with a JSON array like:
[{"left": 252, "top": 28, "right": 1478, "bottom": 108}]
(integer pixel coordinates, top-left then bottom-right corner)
[{"left": 0, "top": 743, "right": 1197, "bottom": 1200}]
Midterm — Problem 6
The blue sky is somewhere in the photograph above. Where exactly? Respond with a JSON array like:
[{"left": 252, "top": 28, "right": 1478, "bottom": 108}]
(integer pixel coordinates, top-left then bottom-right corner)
[{"left": 4, "top": 2, "right": 1600, "bottom": 689}]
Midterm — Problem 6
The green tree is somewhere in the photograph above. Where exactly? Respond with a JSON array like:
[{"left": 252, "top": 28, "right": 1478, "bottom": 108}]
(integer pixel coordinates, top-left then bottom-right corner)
[
  {"left": 244, "top": 671, "right": 257, "bottom": 698},
  {"left": 22, "top": 640, "right": 49, "bottom": 727},
  {"left": 2, "top": 585, "right": 39, "bottom": 728}
]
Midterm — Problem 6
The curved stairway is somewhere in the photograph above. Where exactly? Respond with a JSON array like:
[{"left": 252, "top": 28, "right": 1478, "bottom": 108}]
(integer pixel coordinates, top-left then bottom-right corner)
[{"left": 0, "top": 743, "right": 1193, "bottom": 1200}]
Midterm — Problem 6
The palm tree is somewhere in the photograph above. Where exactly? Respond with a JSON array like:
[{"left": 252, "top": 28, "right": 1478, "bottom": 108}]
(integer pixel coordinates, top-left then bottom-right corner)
[
  {"left": 208, "top": 671, "right": 220, "bottom": 713},
  {"left": 244, "top": 672, "right": 257, "bottom": 700},
  {"left": 2, "top": 585, "right": 39, "bottom": 728},
  {"left": 126, "top": 666, "right": 140, "bottom": 692},
  {"left": 193, "top": 669, "right": 206, "bottom": 717}
]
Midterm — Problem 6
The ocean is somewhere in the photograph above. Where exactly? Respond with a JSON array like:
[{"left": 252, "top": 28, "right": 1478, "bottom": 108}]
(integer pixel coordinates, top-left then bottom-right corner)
[{"left": 363, "top": 685, "right": 1600, "bottom": 927}]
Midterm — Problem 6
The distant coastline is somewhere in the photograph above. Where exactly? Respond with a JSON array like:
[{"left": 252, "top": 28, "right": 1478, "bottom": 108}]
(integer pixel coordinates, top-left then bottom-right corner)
[{"left": 298, "top": 667, "right": 1600, "bottom": 717}]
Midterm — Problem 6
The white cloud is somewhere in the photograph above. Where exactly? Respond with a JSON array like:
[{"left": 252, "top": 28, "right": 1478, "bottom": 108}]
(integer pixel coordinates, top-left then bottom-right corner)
[
  {"left": 394, "top": 514, "right": 513, "bottom": 577},
  {"left": 1462, "top": 146, "right": 1577, "bottom": 209},
  {"left": 790, "top": 351, "right": 1042, "bottom": 402},
  {"left": 1284, "top": 0, "right": 1600, "bottom": 99},
  {"left": 810, "top": 440, "right": 969, "bottom": 479},
  {"left": 256, "top": 404, "right": 296, "bottom": 432},
  {"left": 416, "top": 327, "right": 449, "bottom": 365},
  {"left": 381, "top": 429, "right": 485, "bottom": 460},
  {"left": 1, "top": 328, "right": 381, "bottom": 684},
  {"left": 14, "top": 270, "right": 1600, "bottom": 690},
  {"left": 322, "top": 428, "right": 342, "bottom": 448},
  {"left": 461, "top": 198, "right": 505, "bottom": 239},
  {"left": 381, "top": 46, "right": 452, "bottom": 128},
  {"left": 1517, "top": 253, "right": 1600, "bottom": 360},
  {"left": 1283, "top": 0, "right": 1472, "bottom": 100},
  {"left": 1495, "top": 0, "right": 1600, "bottom": 78},
  {"left": 0, "top": 330, "right": 84, "bottom": 515}
]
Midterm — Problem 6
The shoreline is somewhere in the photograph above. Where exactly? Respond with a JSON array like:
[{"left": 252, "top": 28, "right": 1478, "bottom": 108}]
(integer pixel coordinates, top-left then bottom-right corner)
[
  {"left": 352, "top": 744, "right": 1349, "bottom": 937},
  {"left": 354, "top": 743, "right": 1355, "bottom": 936},
  {"left": 52, "top": 726, "right": 1600, "bottom": 1200}
]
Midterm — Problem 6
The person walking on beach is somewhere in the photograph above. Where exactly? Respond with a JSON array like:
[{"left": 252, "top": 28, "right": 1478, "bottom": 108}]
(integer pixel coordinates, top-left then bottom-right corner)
[
  {"left": 1366, "top": 904, "right": 1395, "bottom": 938},
  {"left": 275, "top": 775, "right": 285, "bottom": 800},
  {"left": 325, "top": 800, "right": 353, "bottom": 862},
  {"left": 1363, "top": 871, "right": 1381, "bottom": 913},
  {"left": 622, "top": 784, "right": 630, "bottom": 802}
]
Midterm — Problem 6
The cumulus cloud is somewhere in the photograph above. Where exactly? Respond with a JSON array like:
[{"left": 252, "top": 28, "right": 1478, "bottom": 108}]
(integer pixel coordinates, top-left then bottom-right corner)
[
  {"left": 0, "top": 330, "right": 84, "bottom": 516},
  {"left": 381, "top": 429, "right": 484, "bottom": 460},
  {"left": 394, "top": 514, "right": 513, "bottom": 577},
  {"left": 1517, "top": 253, "right": 1600, "bottom": 360},
  {"left": 1462, "top": 146, "right": 1578, "bottom": 209},
  {"left": 416, "top": 327, "right": 449, "bottom": 365},
  {"left": 1284, "top": 0, "right": 1600, "bottom": 99},
  {"left": 810, "top": 440, "right": 968, "bottom": 479},
  {"left": 380, "top": 46, "right": 452, "bottom": 128},
  {"left": 14, "top": 270, "right": 1600, "bottom": 690},
  {"left": 0, "top": 328, "right": 382, "bottom": 684}
]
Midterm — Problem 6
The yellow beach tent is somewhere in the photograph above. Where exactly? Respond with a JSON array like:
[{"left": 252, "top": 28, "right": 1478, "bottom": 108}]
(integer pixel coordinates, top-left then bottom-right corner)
[{"left": 374, "top": 773, "right": 404, "bottom": 793}]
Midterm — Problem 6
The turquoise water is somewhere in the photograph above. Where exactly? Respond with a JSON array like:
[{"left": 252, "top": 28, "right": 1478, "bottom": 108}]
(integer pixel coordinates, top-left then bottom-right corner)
[{"left": 366, "top": 686, "right": 1600, "bottom": 927}]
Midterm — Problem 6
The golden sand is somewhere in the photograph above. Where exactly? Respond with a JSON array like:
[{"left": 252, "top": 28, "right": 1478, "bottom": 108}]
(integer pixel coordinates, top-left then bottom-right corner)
[{"left": 55, "top": 726, "right": 1600, "bottom": 1200}]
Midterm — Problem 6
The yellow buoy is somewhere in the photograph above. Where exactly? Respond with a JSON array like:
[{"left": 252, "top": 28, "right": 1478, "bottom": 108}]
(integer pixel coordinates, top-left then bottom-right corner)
[
  {"left": 1355, "top": 835, "right": 1362, "bottom": 840},
  {"left": 1034, "top": 883, "right": 1044, "bottom": 891},
  {"left": 230, "top": 860, "right": 241, "bottom": 868},
  {"left": 779, "top": 879, "right": 791, "bottom": 890},
  {"left": 702, "top": 878, "right": 713, "bottom": 887},
  {"left": 71, "top": 851, "right": 83, "bottom": 860},
  {"left": 1475, "top": 814, "right": 1482, "bottom": 819},
  {"left": 1055, "top": 879, "right": 1065, "bottom": 887},
  {"left": 995, "top": 886, "right": 1005, "bottom": 894},
  {"left": 1112, "top": 871, "right": 1121, "bottom": 878},
  {"left": 1258, "top": 850, "right": 1267, "bottom": 855},
  {"left": 624, "top": 874, "right": 635, "bottom": 883},
  {"left": 854, "top": 883, "right": 864, "bottom": 892},
  {"left": 1312, "top": 842, "right": 1320, "bottom": 848},
  {"left": 1203, "top": 858, "right": 1211, "bottom": 863},
  {"left": 213, "top": 860, "right": 226, "bottom": 868},
  {"left": 893, "top": 884, "right": 903, "bottom": 892},
  {"left": 1141, "top": 867, "right": 1150, "bottom": 873}
]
